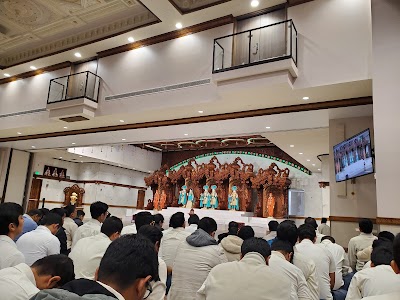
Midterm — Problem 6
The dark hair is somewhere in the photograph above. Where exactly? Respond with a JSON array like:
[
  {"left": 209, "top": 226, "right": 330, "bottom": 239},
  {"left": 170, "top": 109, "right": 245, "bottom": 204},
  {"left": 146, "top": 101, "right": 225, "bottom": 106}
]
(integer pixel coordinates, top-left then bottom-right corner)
[
  {"left": 90, "top": 201, "right": 108, "bottom": 219},
  {"left": 271, "top": 239, "right": 294, "bottom": 254},
  {"left": 393, "top": 233, "right": 400, "bottom": 268},
  {"left": 304, "top": 217, "right": 318, "bottom": 230},
  {"left": 32, "top": 254, "right": 75, "bottom": 287},
  {"left": 188, "top": 214, "right": 199, "bottom": 225},
  {"left": 238, "top": 225, "right": 255, "bottom": 241},
  {"left": 371, "top": 246, "right": 393, "bottom": 267},
  {"left": 154, "top": 214, "right": 164, "bottom": 226},
  {"left": 27, "top": 209, "right": 43, "bottom": 218},
  {"left": 268, "top": 220, "right": 279, "bottom": 232},
  {"left": 321, "top": 236, "right": 336, "bottom": 243},
  {"left": 321, "top": 218, "right": 328, "bottom": 223},
  {"left": 138, "top": 225, "right": 163, "bottom": 245},
  {"left": 228, "top": 221, "right": 239, "bottom": 234},
  {"left": 277, "top": 220, "right": 298, "bottom": 246},
  {"left": 42, "top": 213, "right": 63, "bottom": 227},
  {"left": 64, "top": 205, "right": 76, "bottom": 218},
  {"left": 135, "top": 212, "right": 154, "bottom": 231},
  {"left": 241, "top": 237, "right": 271, "bottom": 258},
  {"left": 298, "top": 224, "right": 316, "bottom": 241},
  {"left": 77, "top": 210, "right": 85, "bottom": 218},
  {"left": 198, "top": 217, "right": 217, "bottom": 234},
  {"left": 378, "top": 231, "right": 395, "bottom": 242},
  {"left": 359, "top": 218, "right": 373, "bottom": 234},
  {"left": 0, "top": 203, "right": 23, "bottom": 235},
  {"left": 101, "top": 216, "right": 123, "bottom": 237},
  {"left": 98, "top": 235, "right": 159, "bottom": 290},
  {"left": 170, "top": 212, "right": 185, "bottom": 229},
  {"left": 50, "top": 208, "right": 66, "bottom": 218},
  {"left": 39, "top": 208, "right": 50, "bottom": 216}
]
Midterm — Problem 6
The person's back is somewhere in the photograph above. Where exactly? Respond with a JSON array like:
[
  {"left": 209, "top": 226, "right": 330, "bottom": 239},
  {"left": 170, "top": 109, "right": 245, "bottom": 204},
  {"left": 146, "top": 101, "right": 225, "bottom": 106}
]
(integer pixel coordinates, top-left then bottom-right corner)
[
  {"left": 63, "top": 205, "right": 78, "bottom": 250},
  {"left": 319, "top": 236, "right": 346, "bottom": 290},
  {"left": 197, "top": 238, "right": 293, "bottom": 300},
  {"left": 185, "top": 214, "right": 199, "bottom": 234},
  {"left": 16, "top": 213, "right": 62, "bottom": 266},
  {"left": 74, "top": 210, "right": 85, "bottom": 227},
  {"left": 73, "top": 201, "right": 108, "bottom": 247},
  {"left": 305, "top": 217, "right": 325, "bottom": 243},
  {"left": 169, "top": 217, "right": 227, "bottom": 300},
  {"left": 264, "top": 220, "right": 279, "bottom": 245},
  {"left": 217, "top": 221, "right": 238, "bottom": 243},
  {"left": 318, "top": 218, "right": 331, "bottom": 236},
  {"left": 69, "top": 217, "right": 123, "bottom": 280},
  {"left": 220, "top": 235, "right": 243, "bottom": 262},
  {"left": 16, "top": 209, "right": 42, "bottom": 240}
]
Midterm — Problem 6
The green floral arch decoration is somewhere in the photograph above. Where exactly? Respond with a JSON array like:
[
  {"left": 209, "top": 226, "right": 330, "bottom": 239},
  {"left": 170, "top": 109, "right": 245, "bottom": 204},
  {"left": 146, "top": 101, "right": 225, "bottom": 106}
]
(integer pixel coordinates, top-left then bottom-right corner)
[{"left": 168, "top": 151, "right": 312, "bottom": 175}]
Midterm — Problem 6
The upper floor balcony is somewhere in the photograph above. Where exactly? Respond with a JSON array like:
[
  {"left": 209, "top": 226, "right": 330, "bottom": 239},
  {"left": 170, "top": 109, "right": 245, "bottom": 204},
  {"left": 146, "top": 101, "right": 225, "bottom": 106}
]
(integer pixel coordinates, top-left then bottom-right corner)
[
  {"left": 212, "top": 19, "right": 298, "bottom": 85},
  {"left": 46, "top": 71, "right": 101, "bottom": 122}
]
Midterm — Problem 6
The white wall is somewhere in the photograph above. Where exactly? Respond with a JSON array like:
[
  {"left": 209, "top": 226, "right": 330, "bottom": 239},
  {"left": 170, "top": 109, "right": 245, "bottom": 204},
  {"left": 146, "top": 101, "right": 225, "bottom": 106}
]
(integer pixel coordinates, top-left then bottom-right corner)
[
  {"left": 0, "top": 148, "right": 11, "bottom": 198},
  {"left": 4, "top": 150, "right": 30, "bottom": 205}
]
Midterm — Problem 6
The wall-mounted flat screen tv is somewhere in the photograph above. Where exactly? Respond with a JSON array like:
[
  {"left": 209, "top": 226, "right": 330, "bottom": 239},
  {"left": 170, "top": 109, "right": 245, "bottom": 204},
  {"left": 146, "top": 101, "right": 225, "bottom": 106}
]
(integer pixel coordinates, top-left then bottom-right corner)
[{"left": 333, "top": 129, "right": 374, "bottom": 182}]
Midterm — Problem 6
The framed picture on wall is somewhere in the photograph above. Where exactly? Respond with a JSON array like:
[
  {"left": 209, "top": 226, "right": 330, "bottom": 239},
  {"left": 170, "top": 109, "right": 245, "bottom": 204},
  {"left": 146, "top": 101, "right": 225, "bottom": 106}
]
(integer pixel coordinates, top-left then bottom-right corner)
[{"left": 43, "top": 165, "right": 67, "bottom": 179}]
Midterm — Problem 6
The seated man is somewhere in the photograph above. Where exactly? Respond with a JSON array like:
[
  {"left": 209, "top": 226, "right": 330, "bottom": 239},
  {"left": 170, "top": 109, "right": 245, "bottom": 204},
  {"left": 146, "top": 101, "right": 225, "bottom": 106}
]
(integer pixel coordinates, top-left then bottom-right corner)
[
  {"left": 154, "top": 214, "right": 164, "bottom": 231},
  {"left": 121, "top": 211, "right": 154, "bottom": 235},
  {"left": 16, "top": 209, "right": 43, "bottom": 240},
  {"left": 264, "top": 220, "right": 279, "bottom": 245},
  {"left": 0, "top": 203, "right": 25, "bottom": 270},
  {"left": 269, "top": 239, "right": 313, "bottom": 300},
  {"left": 197, "top": 237, "right": 294, "bottom": 300},
  {"left": 185, "top": 214, "right": 199, "bottom": 234},
  {"left": 305, "top": 217, "right": 325, "bottom": 243},
  {"left": 346, "top": 243, "right": 400, "bottom": 299},
  {"left": 50, "top": 208, "right": 68, "bottom": 255},
  {"left": 220, "top": 225, "right": 255, "bottom": 262},
  {"left": 357, "top": 231, "right": 395, "bottom": 269},
  {"left": 348, "top": 218, "right": 377, "bottom": 271},
  {"left": 318, "top": 218, "right": 331, "bottom": 236},
  {"left": 31, "top": 235, "right": 158, "bottom": 300},
  {"left": 0, "top": 254, "right": 75, "bottom": 300},
  {"left": 74, "top": 210, "right": 85, "bottom": 227},
  {"left": 69, "top": 216, "right": 123, "bottom": 280},
  {"left": 169, "top": 217, "right": 228, "bottom": 300},
  {"left": 17, "top": 213, "right": 62, "bottom": 266},
  {"left": 217, "top": 221, "right": 238, "bottom": 243}
]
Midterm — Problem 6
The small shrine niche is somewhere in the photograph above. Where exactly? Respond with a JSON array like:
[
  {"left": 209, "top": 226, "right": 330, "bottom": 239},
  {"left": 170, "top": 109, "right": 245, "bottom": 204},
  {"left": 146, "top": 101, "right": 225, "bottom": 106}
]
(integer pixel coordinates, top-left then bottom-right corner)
[{"left": 64, "top": 184, "right": 85, "bottom": 208}]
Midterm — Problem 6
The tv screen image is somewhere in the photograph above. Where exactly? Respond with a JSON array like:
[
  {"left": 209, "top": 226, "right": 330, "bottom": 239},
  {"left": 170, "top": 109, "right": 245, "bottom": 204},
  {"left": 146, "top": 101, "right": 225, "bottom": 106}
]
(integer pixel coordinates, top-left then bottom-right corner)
[{"left": 333, "top": 129, "right": 373, "bottom": 182}]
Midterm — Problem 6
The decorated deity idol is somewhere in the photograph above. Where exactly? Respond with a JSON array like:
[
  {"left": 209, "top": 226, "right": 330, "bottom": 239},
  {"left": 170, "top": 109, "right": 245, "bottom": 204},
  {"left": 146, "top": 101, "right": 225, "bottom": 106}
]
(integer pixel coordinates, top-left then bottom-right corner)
[
  {"left": 200, "top": 185, "right": 211, "bottom": 209},
  {"left": 69, "top": 192, "right": 78, "bottom": 206},
  {"left": 228, "top": 186, "right": 239, "bottom": 211},
  {"left": 153, "top": 190, "right": 160, "bottom": 211},
  {"left": 178, "top": 185, "right": 188, "bottom": 206},
  {"left": 160, "top": 190, "right": 167, "bottom": 210},
  {"left": 52, "top": 168, "right": 58, "bottom": 177},
  {"left": 210, "top": 185, "right": 219, "bottom": 209},
  {"left": 267, "top": 192, "right": 275, "bottom": 217},
  {"left": 186, "top": 189, "right": 195, "bottom": 209}
]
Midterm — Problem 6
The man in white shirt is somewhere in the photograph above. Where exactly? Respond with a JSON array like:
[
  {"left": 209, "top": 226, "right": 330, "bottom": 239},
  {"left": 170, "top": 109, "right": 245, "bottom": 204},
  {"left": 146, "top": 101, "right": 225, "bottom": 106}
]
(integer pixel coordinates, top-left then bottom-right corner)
[
  {"left": 185, "top": 214, "right": 199, "bottom": 234},
  {"left": 72, "top": 201, "right": 109, "bottom": 247},
  {"left": 269, "top": 239, "right": 313, "bottom": 300},
  {"left": 277, "top": 220, "right": 320, "bottom": 300},
  {"left": 264, "top": 220, "right": 279, "bottom": 245},
  {"left": 318, "top": 218, "right": 331, "bottom": 236},
  {"left": 0, "top": 254, "right": 75, "bottom": 300},
  {"left": 305, "top": 217, "right": 325, "bottom": 243},
  {"left": 121, "top": 211, "right": 154, "bottom": 235},
  {"left": 197, "top": 237, "right": 294, "bottom": 300},
  {"left": 63, "top": 204, "right": 78, "bottom": 250},
  {"left": 69, "top": 216, "right": 123, "bottom": 280},
  {"left": 138, "top": 225, "right": 168, "bottom": 300},
  {"left": 0, "top": 203, "right": 25, "bottom": 270},
  {"left": 346, "top": 243, "right": 400, "bottom": 299},
  {"left": 296, "top": 224, "right": 336, "bottom": 300},
  {"left": 348, "top": 218, "right": 377, "bottom": 272},
  {"left": 31, "top": 235, "right": 159, "bottom": 300},
  {"left": 17, "top": 213, "right": 62, "bottom": 266}
]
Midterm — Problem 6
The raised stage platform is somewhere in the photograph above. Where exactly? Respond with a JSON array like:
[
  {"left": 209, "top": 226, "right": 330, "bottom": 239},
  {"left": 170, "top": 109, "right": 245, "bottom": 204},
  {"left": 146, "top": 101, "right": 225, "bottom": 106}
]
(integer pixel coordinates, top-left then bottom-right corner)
[{"left": 122, "top": 207, "right": 302, "bottom": 238}]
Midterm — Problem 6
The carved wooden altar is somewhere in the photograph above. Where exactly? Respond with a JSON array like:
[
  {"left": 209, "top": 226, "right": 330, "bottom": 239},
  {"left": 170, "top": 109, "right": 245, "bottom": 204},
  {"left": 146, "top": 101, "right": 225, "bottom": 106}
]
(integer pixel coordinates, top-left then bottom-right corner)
[
  {"left": 63, "top": 184, "right": 85, "bottom": 207},
  {"left": 144, "top": 156, "right": 291, "bottom": 218}
]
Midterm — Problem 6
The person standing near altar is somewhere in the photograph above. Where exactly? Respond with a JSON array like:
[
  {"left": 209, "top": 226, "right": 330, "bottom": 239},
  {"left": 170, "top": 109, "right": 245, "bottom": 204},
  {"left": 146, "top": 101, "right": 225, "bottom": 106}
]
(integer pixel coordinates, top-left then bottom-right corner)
[
  {"left": 178, "top": 186, "right": 188, "bottom": 207},
  {"left": 228, "top": 186, "right": 239, "bottom": 211},
  {"left": 209, "top": 185, "right": 219, "bottom": 209},
  {"left": 186, "top": 189, "right": 195, "bottom": 209}
]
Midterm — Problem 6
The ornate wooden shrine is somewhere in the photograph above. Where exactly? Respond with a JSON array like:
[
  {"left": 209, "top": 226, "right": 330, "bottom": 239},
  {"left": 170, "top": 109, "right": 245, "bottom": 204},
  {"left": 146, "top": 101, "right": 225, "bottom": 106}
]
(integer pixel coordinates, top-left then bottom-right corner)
[
  {"left": 144, "top": 156, "right": 291, "bottom": 218},
  {"left": 63, "top": 184, "right": 85, "bottom": 207}
]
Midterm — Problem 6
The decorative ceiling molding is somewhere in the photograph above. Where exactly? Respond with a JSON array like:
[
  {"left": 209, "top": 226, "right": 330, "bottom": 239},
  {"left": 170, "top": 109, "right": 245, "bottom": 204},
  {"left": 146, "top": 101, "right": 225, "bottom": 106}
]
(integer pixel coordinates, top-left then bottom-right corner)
[
  {"left": 0, "top": 0, "right": 160, "bottom": 68},
  {"left": 168, "top": 0, "right": 232, "bottom": 15}
]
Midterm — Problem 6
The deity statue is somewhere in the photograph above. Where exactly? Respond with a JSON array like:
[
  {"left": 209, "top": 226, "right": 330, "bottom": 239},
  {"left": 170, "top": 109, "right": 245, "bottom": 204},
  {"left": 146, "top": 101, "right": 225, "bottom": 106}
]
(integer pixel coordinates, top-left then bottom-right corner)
[
  {"left": 186, "top": 189, "right": 195, "bottom": 209},
  {"left": 70, "top": 192, "right": 78, "bottom": 205},
  {"left": 209, "top": 185, "right": 219, "bottom": 209},
  {"left": 160, "top": 190, "right": 167, "bottom": 210},
  {"left": 200, "top": 185, "right": 211, "bottom": 209},
  {"left": 178, "top": 185, "right": 188, "bottom": 206},
  {"left": 52, "top": 168, "right": 58, "bottom": 177},
  {"left": 153, "top": 190, "right": 160, "bottom": 211},
  {"left": 267, "top": 192, "right": 275, "bottom": 217},
  {"left": 228, "top": 186, "right": 239, "bottom": 211},
  {"left": 44, "top": 167, "right": 51, "bottom": 176},
  {"left": 59, "top": 170, "right": 65, "bottom": 179}
]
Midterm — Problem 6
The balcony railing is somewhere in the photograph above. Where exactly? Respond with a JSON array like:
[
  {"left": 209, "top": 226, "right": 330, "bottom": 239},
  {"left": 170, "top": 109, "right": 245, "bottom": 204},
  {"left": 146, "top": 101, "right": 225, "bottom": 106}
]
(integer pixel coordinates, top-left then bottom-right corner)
[
  {"left": 47, "top": 71, "right": 101, "bottom": 104},
  {"left": 212, "top": 19, "right": 297, "bottom": 73}
]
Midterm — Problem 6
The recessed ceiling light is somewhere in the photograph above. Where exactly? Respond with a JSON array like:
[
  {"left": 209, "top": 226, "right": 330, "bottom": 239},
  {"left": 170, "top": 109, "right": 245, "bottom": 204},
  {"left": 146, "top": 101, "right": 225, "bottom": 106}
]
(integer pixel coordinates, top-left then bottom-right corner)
[
  {"left": 299, "top": 152, "right": 303, "bottom": 155},
  {"left": 302, "top": 96, "right": 310, "bottom": 100},
  {"left": 17, "top": 132, "right": 22, "bottom": 135},
  {"left": 79, "top": 156, "right": 82, "bottom": 158},
  {"left": 74, "top": 52, "right": 82, "bottom": 58},
  {"left": 312, "top": 164, "right": 316, "bottom": 166},
  {"left": 30, "top": 66, "right": 37, "bottom": 70},
  {"left": 72, "top": 142, "right": 76, "bottom": 145},
  {"left": 81, "top": 161, "right": 83, "bottom": 163},
  {"left": 31, "top": 146, "right": 36, "bottom": 148},
  {"left": 251, "top": 0, "right": 259, "bottom": 7},
  {"left": 290, "top": 145, "right": 294, "bottom": 148},
  {"left": 318, "top": 169, "right": 321, "bottom": 171},
  {"left": 100, "top": 161, "right": 103, "bottom": 163},
  {"left": 119, "top": 120, "right": 125, "bottom": 123},
  {"left": 128, "top": 37, "right": 135, "bottom": 43},
  {"left": 175, "top": 22, "right": 183, "bottom": 29},
  {"left": 307, "top": 159, "right": 311, "bottom": 162},
  {"left": 4, "top": 73, "right": 10, "bottom": 77},
  {"left": 59, "top": 157, "right": 63, "bottom": 159},
  {"left": 122, "top": 138, "right": 126, "bottom": 141},
  {"left": 265, "top": 126, "right": 271, "bottom": 129},
  {"left": 198, "top": 110, "right": 204, "bottom": 114},
  {"left": 63, "top": 126, "right": 68, "bottom": 129},
  {"left": 184, "top": 133, "right": 188, "bottom": 136}
]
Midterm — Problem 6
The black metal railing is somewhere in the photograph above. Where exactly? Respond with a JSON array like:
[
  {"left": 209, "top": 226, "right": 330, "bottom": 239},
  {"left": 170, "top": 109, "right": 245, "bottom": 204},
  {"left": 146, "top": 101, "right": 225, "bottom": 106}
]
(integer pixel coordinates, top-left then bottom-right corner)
[
  {"left": 47, "top": 71, "right": 101, "bottom": 104},
  {"left": 212, "top": 19, "right": 297, "bottom": 73}
]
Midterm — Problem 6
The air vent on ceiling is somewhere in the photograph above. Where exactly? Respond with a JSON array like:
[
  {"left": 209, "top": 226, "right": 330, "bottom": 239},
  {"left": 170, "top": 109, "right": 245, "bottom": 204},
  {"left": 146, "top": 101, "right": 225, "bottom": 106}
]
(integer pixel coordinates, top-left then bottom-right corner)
[
  {"left": 59, "top": 116, "right": 90, "bottom": 122},
  {"left": 105, "top": 78, "right": 211, "bottom": 101}
]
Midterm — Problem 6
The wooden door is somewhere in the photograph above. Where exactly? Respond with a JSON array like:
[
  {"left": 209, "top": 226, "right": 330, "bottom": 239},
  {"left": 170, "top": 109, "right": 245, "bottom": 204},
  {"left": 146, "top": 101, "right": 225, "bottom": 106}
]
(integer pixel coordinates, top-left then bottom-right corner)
[
  {"left": 234, "top": 16, "right": 261, "bottom": 66},
  {"left": 27, "top": 178, "right": 42, "bottom": 212},
  {"left": 67, "top": 60, "right": 98, "bottom": 99},
  {"left": 137, "top": 190, "right": 145, "bottom": 209},
  {"left": 259, "top": 9, "right": 286, "bottom": 60}
]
